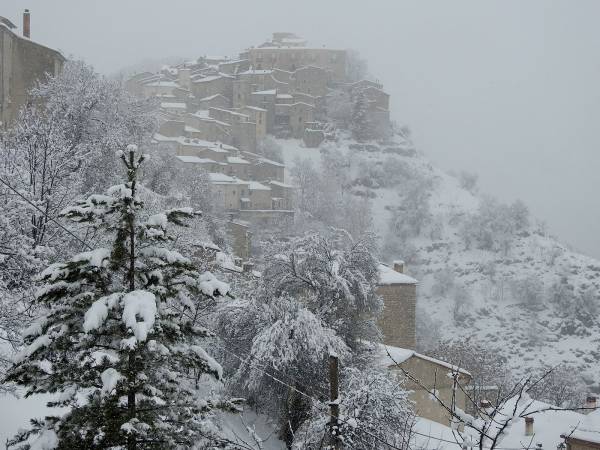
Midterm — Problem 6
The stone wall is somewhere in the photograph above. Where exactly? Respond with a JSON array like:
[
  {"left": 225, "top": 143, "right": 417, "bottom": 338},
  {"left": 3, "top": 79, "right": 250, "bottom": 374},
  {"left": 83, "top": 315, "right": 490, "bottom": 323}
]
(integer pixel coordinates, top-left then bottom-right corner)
[
  {"left": 389, "top": 357, "right": 471, "bottom": 427},
  {"left": 0, "top": 25, "right": 64, "bottom": 127},
  {"left": 247, "top": 47, "right": 347, "bottom": 81},
  {"left": 567, "top": 438, "right": 600, "bottom": 450},
  {"left": 377, "top": 283, "right": 416, "bottom": 349}
]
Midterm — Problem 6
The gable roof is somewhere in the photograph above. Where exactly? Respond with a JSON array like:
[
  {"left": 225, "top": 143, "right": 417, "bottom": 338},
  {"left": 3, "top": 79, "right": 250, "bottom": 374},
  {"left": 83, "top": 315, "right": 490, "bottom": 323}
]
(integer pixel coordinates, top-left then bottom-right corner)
[
  {"left": 378, "top": 264, "right": 418, "bottom": 285},
  {"left": 0, "top": 16, "right": 17, "bottom": 29},
  {"left": 377, "top": 344, "right": 471, "bottom": 376}
]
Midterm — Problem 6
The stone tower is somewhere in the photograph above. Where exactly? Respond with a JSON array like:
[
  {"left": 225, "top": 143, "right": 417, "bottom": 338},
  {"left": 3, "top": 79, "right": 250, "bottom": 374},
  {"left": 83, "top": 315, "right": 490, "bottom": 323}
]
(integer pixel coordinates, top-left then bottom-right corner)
[{"left": 377, "top": 260, "right": 418, "bottom": 349}]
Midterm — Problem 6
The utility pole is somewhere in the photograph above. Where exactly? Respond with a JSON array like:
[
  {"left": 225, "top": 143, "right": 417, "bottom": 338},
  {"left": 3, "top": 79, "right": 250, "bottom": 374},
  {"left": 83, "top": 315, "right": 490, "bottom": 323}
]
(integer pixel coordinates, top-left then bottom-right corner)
[{"left": 328, "top": 353, "right": 342, "bottom": 450}]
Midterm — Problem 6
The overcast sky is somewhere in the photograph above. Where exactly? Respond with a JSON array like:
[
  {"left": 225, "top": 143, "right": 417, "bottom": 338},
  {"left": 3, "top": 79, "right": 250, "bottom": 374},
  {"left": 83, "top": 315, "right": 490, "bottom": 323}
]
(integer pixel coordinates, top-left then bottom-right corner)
[{"left": 3, "top": 0, "right": 599, "bottom": 257}]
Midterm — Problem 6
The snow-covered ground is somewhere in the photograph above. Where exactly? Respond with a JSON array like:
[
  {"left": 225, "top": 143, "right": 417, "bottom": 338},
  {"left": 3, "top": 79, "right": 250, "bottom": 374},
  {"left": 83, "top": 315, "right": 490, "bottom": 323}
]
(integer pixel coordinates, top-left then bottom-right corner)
[{"left": 279, "top": 135, "right": 600, "bottom": 390}]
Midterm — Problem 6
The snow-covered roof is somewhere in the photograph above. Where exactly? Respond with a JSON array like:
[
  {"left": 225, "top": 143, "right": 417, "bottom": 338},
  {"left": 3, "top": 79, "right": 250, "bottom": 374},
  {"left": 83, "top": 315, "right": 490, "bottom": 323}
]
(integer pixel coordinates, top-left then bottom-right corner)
[
  {"left": 243, "top": 106, "right": 267, "bottom": 112},
  {"left": 498, "top": 397, "right": 586, "bottom": 450},
  {"left": 378, "top": 264, "right": 417, "bottom": 285},
  {"left": 376, "top": 343, "right": 471, "bottom": 376},
  {"left": 240, "top": 69, "right": 273, "bottom": 75},
  {"left": 226, "top": 156, "right": 250, "bottom": 165},
  {"left": 0, "top": 16, "right": 17, "bottom": 29},
  {"left": 176, "top": 155, "right": 216, "bottom": 164},
  {"left": 569, "top": 409, "right": 600, "bottom": 444},
  {"left": 199, "top": 93, "right": 227, "bottom": 101},
  {"left": 209, "top": 173, "right": 248, "bottom": 185},
  {"left": 193, "top": 75, "right": 222, "bottom": 83},
  {"left": 269, "top": 180, "right": 294, "bottom": 188},
  {"left": 160, "top": 102, "right": 186, "bottom": 110},
  {"left": 146, "top": 81, "right": 178, "bottom": 87},
  {"left": 276, "top": 94, "right": 293, "bottom": 99},
  {"left": 252, "top": 89, "right": 277, "bottom": 95},
  {"left": 248, "top": 181, "right": 271, "bottom": 191}
]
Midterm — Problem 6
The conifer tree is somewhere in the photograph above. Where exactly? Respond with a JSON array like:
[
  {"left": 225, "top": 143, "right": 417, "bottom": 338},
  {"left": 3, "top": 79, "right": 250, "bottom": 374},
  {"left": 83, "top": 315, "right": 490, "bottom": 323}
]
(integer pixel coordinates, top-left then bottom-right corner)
[{"left": 5, "top": 145, "right": 237, "bottom": 449}]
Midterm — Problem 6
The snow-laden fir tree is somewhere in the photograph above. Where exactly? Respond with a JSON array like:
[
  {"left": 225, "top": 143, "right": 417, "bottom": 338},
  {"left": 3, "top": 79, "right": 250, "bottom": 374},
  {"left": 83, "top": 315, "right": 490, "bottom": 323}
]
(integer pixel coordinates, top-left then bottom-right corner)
[{"left": 5, "top": 146, "right": 238, "bottom": 450}]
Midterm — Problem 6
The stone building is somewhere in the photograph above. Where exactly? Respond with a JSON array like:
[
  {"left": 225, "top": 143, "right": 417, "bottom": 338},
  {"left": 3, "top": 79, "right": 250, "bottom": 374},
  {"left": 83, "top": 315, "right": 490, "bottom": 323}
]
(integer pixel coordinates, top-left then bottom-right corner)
[
  {"left": 376, "top": 345, "right": 472, "bottom": 427},
  {"left": 227, "top": 220, "right": 251, "bottom": 260},
  {"left": 377, "top": 261, "right": 417, "bottom": 349},
  {"left": 565, "top": 402, "right": 600, "bottom": 450},
  {"left": 242, "top": 33, "right": 347, "bottom": 81},
  {"left": 0, "top": 10, "right": 65, "bottom": 127}
]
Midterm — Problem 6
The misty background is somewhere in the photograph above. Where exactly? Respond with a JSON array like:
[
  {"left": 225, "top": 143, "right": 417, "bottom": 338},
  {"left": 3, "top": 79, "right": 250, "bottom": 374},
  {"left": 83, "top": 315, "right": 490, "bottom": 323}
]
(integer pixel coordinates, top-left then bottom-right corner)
[{"left": 3, "top": 0, "right": 598, "bottom": 258}]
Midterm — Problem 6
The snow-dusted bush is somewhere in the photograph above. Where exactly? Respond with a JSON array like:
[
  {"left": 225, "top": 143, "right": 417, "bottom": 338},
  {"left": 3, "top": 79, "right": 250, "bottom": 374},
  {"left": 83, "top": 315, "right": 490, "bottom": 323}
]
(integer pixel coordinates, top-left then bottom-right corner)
[
  {"left": 256, "top": 136, "right": 284, "bottom": 163},
  {"left": 389, "top": 178, "right": 434, "bottom": 241},
  {"left": 460, "top": 196, "right": 530, "bottom": 254},
  {"left": 510, "top": 276, "right": 544, "bottom": 310},
  {"left": 262, "top": 229, "right": 383, "bottom": 348},
  {"left": 452, "top": 285, "right": 473, "bottom": 324},
  {"left": 292, "top": 367, "right": 413, "bottom": 449},
  {"left": 427, "top": 340, "right": 513, "bottom": 407},
  {"left": 431, "top": 269, "right": 456, "bottom": 297},
  {"left": 415, "top": 306, "right": 442, "bottom": 352},
  {"left": 1, "top": 60, "right": 156, "bottom": 246},
  {"left": 528, "top": 364, "right": 587, "bottom": 408},
  {"left": 459, "top": 170, "right": 479, "bottom": 193}
]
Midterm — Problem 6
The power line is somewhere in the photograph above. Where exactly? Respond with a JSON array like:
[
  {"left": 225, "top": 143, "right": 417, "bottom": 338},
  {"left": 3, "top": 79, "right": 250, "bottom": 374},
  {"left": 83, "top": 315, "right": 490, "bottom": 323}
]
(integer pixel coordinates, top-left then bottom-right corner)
[
  {"left": 205, "top": 332, "right": 410, "bottom": 450},
  {"left": 206, "top": 324, "right": 550, "bottom": 450}
]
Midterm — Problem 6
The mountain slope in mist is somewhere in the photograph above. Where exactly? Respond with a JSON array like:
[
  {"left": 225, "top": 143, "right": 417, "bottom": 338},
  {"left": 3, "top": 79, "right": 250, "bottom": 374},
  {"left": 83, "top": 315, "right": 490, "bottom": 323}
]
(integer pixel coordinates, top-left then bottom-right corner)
[{"left": 279, "top": 134, "right": 600, "bottom": 391}]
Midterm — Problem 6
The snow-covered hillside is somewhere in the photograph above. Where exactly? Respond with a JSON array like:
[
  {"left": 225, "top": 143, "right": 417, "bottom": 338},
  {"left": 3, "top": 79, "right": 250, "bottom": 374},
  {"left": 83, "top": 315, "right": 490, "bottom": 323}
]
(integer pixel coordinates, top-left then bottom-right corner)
[{"left": 279, "top": 134, "right": 600, "bottom": 392}]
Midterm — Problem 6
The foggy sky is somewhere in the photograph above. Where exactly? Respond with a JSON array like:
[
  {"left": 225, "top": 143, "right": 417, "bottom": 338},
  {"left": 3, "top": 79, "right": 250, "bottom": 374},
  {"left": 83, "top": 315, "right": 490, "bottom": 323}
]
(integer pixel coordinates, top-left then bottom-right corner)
[{"left": 3, "top": 0, "right": 599, "bottom": 258}]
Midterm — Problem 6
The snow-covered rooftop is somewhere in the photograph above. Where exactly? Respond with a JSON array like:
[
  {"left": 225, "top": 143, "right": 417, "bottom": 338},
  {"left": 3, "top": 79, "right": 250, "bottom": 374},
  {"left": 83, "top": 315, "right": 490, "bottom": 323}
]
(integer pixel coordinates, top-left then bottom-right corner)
[
  {"left": 378, "top": 264, "right": 418, "bottom": 285},
  {"left": 269, "top": 180, "right": 293, "bottom": 188},
  {"left": 146, "top": 81, "right": 178, "bottom": 87},
  {"left": 375, "top": 343, "right": 471, "bottom": 376},
  {"left": 226, "top": 156, "right": 250, "bottom": 165},
  {"left": 160, "top": 102, "right": 186, "bottom": 110},
  {"left": 253, "top": 89, "right": 277, "bottom": 95},
  {"left": 240, "top": 69, "right": 273, "bottom": 75},
  {"left": 248, "top": 181, "right": 271, "bottom": 191},
  {"left": 569, "top": 409, "right": 600, "bottom": 444},
  {"left": 176, "top": 155, "right": 215, "bottom": 164},
  {"left": 208, "top": 173, "right": 248, "bottom": 185}
]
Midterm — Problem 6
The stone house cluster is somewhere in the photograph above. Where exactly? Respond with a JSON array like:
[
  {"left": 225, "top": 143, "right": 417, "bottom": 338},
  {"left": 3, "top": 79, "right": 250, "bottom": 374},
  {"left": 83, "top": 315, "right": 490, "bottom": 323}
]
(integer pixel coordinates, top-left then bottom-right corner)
[
  {"left": 153, "top": 126, "right": 294, "bottom": 221},
  {"left": 125, "top": 32, "right": 392, "bottom": 258},
  {"left": 126, "top": 32, "right": 391, "bottom": 150},
  {"left": 0, "top": 10, "right": 65, "bottom": 128}
]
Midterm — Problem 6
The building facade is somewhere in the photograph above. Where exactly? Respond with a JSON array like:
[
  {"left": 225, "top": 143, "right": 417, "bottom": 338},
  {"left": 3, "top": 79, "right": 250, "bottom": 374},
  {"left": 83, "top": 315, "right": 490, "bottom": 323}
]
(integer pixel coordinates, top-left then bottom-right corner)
[{"left": 0, "top": 11, "right": 65, "bottom": 127}]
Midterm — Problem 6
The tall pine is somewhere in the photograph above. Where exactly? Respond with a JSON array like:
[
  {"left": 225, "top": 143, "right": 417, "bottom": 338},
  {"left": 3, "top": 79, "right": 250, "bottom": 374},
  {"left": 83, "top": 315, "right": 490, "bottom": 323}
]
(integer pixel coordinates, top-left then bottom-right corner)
[{"left": 6, "top": 145, "right": 238, "bottom": 449}]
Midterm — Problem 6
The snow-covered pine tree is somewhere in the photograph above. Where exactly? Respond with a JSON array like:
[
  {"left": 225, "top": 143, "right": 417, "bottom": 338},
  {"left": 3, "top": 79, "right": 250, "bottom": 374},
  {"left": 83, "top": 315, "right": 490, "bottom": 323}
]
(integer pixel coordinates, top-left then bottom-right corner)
[{"left": 5, "top": 145, "right": 238, "bottom": 450}]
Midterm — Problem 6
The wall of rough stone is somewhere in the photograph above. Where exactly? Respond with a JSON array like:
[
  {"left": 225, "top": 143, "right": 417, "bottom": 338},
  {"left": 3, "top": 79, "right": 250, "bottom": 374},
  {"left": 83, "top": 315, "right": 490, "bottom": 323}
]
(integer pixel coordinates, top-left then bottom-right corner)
[
  {"left": 377, "top": 283, "right": 417, "bottom": 349},
  {"left": 0, "top": 26, "right": 64, "bottom": 127},
  {"left": 390, "top": 358, "right": 471, "bottom": 427}
]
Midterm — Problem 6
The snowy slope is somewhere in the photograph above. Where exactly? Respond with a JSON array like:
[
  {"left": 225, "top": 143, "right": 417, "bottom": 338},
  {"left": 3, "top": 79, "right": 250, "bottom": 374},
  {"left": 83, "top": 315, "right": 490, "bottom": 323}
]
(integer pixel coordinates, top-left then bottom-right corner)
[{"left": 279, "top": 135, "right": 600, "bottom": 391}]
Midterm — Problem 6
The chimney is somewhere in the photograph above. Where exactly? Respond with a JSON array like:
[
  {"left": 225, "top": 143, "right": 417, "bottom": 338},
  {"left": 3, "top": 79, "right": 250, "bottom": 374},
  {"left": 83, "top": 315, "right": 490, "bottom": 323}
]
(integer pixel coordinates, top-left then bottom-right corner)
[
  {"left": 23, "top": 9, "right": 30, "bottom": 38},
  {"left": 393, "top": 260, "right": 405, "bottom": 274},
  {"left": 585, "top": 395, "right": 597, "bottom": 412},
  {"left": 242, "top": 261, "right": 255, "bottom": 273},
  {"left": 525, "top": 417, "right": 534, "bottom": 436}
]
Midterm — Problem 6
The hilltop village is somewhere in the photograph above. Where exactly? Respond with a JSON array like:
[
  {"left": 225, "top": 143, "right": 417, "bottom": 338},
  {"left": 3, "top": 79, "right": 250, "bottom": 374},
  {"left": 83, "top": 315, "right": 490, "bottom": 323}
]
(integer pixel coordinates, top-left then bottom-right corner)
[{"left": 125, "top": 32, "right": 391, "bottom": 226}]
